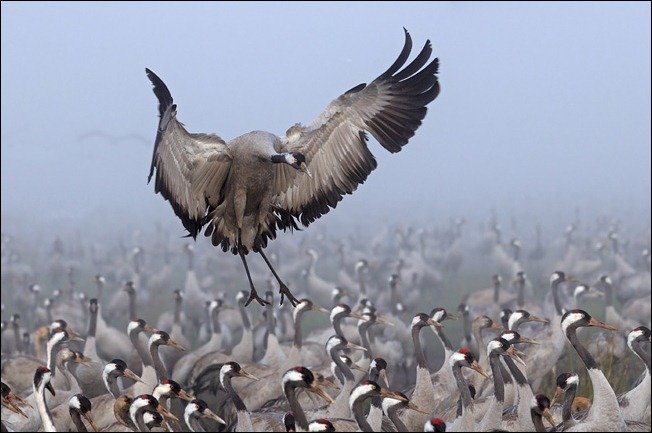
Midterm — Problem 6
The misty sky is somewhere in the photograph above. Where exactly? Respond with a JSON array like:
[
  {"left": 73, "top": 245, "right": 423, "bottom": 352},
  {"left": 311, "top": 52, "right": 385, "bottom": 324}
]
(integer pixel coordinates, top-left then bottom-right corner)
[{"left": 2, "top": 2, "right": 650, "bottom": 232}]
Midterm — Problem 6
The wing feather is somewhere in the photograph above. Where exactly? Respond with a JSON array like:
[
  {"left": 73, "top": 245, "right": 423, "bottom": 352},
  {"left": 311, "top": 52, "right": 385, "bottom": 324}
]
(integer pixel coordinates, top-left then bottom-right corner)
[
  {"left": 272, "top": 30, "right": 439, "bottom": 227},
  {"left": 146, "top": 69, "right": 232, "bottom": 238}
]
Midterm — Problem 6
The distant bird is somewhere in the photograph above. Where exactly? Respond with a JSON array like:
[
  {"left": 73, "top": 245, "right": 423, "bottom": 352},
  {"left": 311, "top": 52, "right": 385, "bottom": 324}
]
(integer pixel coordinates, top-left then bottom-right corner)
[{"left": 145, "top": 29, "right": 439, "bottom": 307}]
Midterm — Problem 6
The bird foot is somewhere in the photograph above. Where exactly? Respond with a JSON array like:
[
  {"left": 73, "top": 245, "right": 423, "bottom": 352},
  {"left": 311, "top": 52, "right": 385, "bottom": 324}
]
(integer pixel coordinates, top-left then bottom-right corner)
[
  {"left": 244, "top": 288, "right": 270, "bottom": 307},
  {"left": 279, "top": 284, "right": 300, "bottom": 307}
]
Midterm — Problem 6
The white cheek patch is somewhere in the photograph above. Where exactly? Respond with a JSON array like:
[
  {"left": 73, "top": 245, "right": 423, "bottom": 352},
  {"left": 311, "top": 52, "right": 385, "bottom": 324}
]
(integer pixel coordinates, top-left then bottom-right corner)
[
  {"left": 143, "top": 412, "right": 157, "bottom": 425},
  {"left": 566, "top": 375, "right": 579, "bottom": 387},
  {"left": 69, "top": 395, "right": 82, "bottom": 410},
  {"left": 550, "top": 273, "right": 560, "bottom": 284},
  {"left": 309, "top": 422, "right": 330, "bottom": 432},
  {"left": 450, "top": 352, "right": 466, "bottom": 366},
  {"left": 326, "top": 336, "right": 342, "bottom": 352},
  {"left": 49, "top": 331, "right": 66, "bottom": 347},
  {"left": 411, "top": 316, "right": 422, "bottom": 327},
  {"left": 530, "top": 395, "right": 539, "bottom": 408},
  {"left": 487, "top": 340, "right": 502, "bottom": 353},
  {"left": 501, "top": 332, "right": 516, "bottom": 342},
  {"left": 185, "top": 402, "right": 200, "bottom": 424},
  {"left": 508, "top": 313, "right": 524, "bottom": 330},
  {"left": 573, "top": 285, "right": 588, "bottom": 298},
  {"left": 605, "top": 277, "right": 612, "bottom": 285},
  {"left": 209, "top": 300, "right": 219, "bottom": 311},
  {"left": 432, "top": 310, "right": 445, "bottom": 322},
  {"left": 349, "top": 384, "right": 375, "bottom": 407},
  {"left": 283, "top": 370, "right": 305, "bottom": 386},
  {"left": 382, "top": 396, "right": 402, "bottom": 413},
  {"left": 561, "top": 312, "right": 584, "bottom": 333},
  {"left": 627, "top": 329, "right": 645, "bottom": 348},
  {"left": 127, "top": 321, "right": 140, "bottom": 334},
  {"left": 331, "top": 305, "right": 346, "bottom": 321},
  {"left": 149, "top": 333, "right": 163, "bottom": 346},
  {"left": 236, "top": 291, "right": 246, "bottom": 302}
]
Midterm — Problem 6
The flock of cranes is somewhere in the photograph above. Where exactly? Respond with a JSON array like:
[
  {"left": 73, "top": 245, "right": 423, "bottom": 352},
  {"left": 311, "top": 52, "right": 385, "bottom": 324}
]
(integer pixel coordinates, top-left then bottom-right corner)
[
  {"left": 2, "top": 29, "right": 651, "bottom": 433},
  {"left": 1, "top": 212, "right": 650, "bottom": 432}
]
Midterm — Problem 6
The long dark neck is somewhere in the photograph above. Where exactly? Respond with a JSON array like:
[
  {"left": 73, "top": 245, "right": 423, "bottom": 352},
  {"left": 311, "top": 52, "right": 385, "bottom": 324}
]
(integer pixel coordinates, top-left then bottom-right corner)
[
  {"left": 358, "top": 269, "right": 367, "bottom": 296},
  {"left": 333, "top": 317, "right": 344, "bottom": 339},
  {"left": 390, "top": 284, "right": 399, "bottom": 315},
  {"left": 531, "top": 408, "right": 546, "bottom": 432},
  {"left": 223, "top": 375, "right": 247, "bottom": 412},
  {"left": 88, "top": 308, "right": 97, "bottom": 338},
  {"left": 128, "top": 292, "right": 136, "bottom": 321},
  {"left": 551, "top": 280, "right": 563, "bottom": 316},
  {"left": 489, "top": 353, "right": 504, "bottom": 403},
  {"left": 604, "top": 283, "right": 613, "bottom": 307},
  {"left": 174, "top": 299, "right": 182, "bottom": 325},
  {"left": 149, "top": 343, "right": 167, "bottom": 381},
  {"left": 452, "top": 364, "right": 473, "bottom": 409},
  {"left": 106, "top": 374, "right": 121, "bottom": 398},
  {"left": 434, "top": 327, "right": 454, "bottom": 352},
  {"left": 46, "top": 340, "right": 59, "bottom": 377},
  {"left": 293, "top": 310, "right": 304, "bottom": 349},
  {"left": 567, "top": 327, "right": 598, "bottom": 370},
  {"left": 473, "top": 327, "right": 486, "bottom": 363},
  {"left": 332, "top": 348, "right": 354, "bottom": 383},
  {"left": 134, "top": 407, "right": 148, "bottom": 433},
  {"left": 239, "top": 304, "right": 251, "bottom": 330},
  {"left": 13, "top": 325, "right": 22, "bottom": 353},
  {"left": 285, "top": 384, "right": 308, "bottom": 431},
  {"left": 412, "top": 326, "right": 428, "bottom": 369},
  {"left": 388, "top": 405, "right": 409, "bottom": 431},
  {"left": 188, "top": 415, "right": 205, "bottom": 432},
  {"left": 130, "top": 331, "right": 151, "bottom": 367},
  {"left": 517, "top": 280, "right": 525, "bottom": 308},
  {"left": 562, "top": 384, "right": 576, "bottom": 424},
  {"left": 266, "top": 304, "right": 275, "bottom": 337},
  {"left": 352, "top": 398, "right": 373, "bottom": 432},
  {"left": 493, "top": 281, "right": 500, "bottom": 303},
  {"left": 70, "top": 409, "right": 87, "bottom": 432},
  {"left": 211, "top": 309, "right": 221, "bottom": 335},
  {"left": 358, "top": 322, "right": 373, "bottom": 360},
  {"left": 503, "top": 356, "right": 528, "bottom": 386},
  {"left": 96, "top": 283, "right": 104, "bottom": 300},
  {"left": 632, "top": 341, "right": 651, "bottom": 371},
  {"left": 462, "top": 313, "right": 472, "bottom": 344}
]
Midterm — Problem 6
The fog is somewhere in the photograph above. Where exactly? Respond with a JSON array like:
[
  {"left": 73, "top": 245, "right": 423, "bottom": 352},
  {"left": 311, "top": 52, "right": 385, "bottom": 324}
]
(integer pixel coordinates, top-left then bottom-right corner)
[{"left": 2, "top": 2, "right": 650, "bottom": 236}]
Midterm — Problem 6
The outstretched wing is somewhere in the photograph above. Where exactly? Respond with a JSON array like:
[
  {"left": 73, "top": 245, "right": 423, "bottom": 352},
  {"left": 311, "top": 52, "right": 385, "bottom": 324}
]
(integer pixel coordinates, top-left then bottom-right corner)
[
  {"left": 146, "top": 68, "right": 233, "bottom": 238},
  {"left": 272, "top": 29, "right": 439, "bottom": 227}
]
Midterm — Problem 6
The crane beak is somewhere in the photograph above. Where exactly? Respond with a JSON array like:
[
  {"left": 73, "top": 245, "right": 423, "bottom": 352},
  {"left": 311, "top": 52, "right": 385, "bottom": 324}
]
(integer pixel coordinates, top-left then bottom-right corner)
[
  {"left": 156, "top": 405, "right": 179, "bottom": 422},
  {"left": 46, "top": 381, "right": 56, "bottom": 396},
  {"left": 346, "top": 342, "right": 367, "bottom": 352},
  {"left": 10, "top": 392, "right": 32, "bottom": 409},
  {"left": 123, "top": 368, "right": 144, "bottom": 383},
  {"left": 3, "top": 399, "right": 28, "bottom": 418},
  {"left": 426, "top": 319, "right": 443, "bottom": 329},
  {"left": 350, "top": 363, "right": 367, "bottom": 373},
  {"left": 506, "top": 346, "right": 526, "bottom": 366},
  {"left": 470, "top": 361, "right": 490, "bottom": 379},
  {"left": 490, "top": 322, "right": 503, "bottom": 331},
  {"left": 542, "top": 407, "right": 555, "bottom": 427},
  {"left": 68, "top": 329, "right": 85, "bottom": 342},
  {"left": 167, "top": 339, "right": 186, "bottom": 351},
  {"left": 588, "top": 317, "right": 618, "bottom": 331},
  {"left": 528, "top": 315, "right": 549, "bottom": 325},
  {"left": 83, "top": 412, "right": 99, "bottom": 432},
  {"left": 308, "top": 385, "right": 334, "bottom": 404},
  {"left": 406, "top": 402, "right": 430, "bottom": 414},
  {"left": 77, "top": 355, "right": 95, "bottom": 367},
  {"left": 203, "top": 408, "right": 226, "bottom": 424},
  {"left": 178, "top": 389, "right": 194, "bottom": 402},
  {"left": 318, "top": 377, "right": 339, "bottom": 390},
  {"left": 551, "top": 386, "right": 563, "bottom": 406},
  {"left": 349, "top": 312, "right": 367, "bottom": 321},
  {"left": 379, "top": 389, "right": 408, "bottom": 402},
  {"left": 446, "top": 313, "right": 461, "bottom": 320},
  {"left": 376, "top": 316, "right": 395, "bottom": 326},
  {"left": 312, "top": 304, "right": 330, "bottom": 314},
  {"left": 238, "top": 370, "right": 259, "bottom": 381},
  {"left": 517, "top": 336, "right": 539, "bottom": 345},
  {"left": 143, "top": 324, "right": 158, "bottom": 333}
]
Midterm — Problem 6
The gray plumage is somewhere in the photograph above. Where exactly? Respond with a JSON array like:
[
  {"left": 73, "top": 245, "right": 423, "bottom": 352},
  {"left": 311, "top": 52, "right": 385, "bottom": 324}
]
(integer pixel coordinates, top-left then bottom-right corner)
[{"left": 146, "top": 29, "right": 439, "bottom": 306}]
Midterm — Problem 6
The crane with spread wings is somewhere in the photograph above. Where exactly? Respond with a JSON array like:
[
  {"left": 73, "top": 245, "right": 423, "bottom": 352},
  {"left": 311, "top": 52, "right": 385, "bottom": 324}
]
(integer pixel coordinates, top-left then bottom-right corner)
[{"left": 146, "top": 29, "right": 440, "bottom": 307}]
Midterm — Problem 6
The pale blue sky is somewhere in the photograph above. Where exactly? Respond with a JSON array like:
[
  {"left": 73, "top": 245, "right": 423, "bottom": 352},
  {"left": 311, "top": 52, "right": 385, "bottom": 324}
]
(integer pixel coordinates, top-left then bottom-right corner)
[{"left": 2, "top": 2, "right": 650, "bottom": 230}]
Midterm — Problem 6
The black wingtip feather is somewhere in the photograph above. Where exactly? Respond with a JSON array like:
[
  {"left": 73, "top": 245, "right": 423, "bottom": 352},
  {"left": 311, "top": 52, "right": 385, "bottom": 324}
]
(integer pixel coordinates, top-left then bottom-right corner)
[{"left": 145, "top": 68, "right": 174, "bottom": 117}]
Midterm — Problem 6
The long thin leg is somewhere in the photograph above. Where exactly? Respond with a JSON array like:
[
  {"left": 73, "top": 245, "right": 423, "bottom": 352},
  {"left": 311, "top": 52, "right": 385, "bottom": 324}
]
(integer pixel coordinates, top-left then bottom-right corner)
[
  {"left": 239, "top": 250, "right": 269, "bottom": 307},
  {"left": 258, "top": 249, "right": 300, "bottom": 307}
]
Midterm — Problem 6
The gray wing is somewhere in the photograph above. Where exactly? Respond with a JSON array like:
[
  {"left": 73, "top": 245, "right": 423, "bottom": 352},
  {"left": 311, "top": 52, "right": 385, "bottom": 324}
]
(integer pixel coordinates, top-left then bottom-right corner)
[
  {"left": 273, "top": 29, "right": 439, "bottom": 227},
  {"left": 146, "top": 68, "right": 232, "bottom": 238}
]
